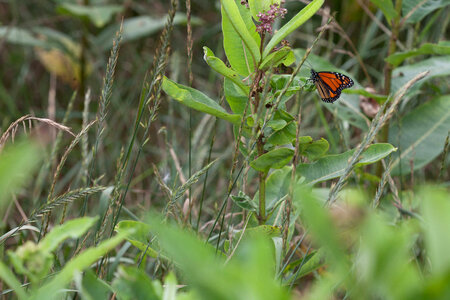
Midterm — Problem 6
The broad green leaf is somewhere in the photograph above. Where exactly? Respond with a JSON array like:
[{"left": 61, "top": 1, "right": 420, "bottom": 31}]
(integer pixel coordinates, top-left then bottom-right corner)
[
  {"left": 264, "top": 167, "right": 292, "bottom": 211},
  {"left": 224, "top": 78, "right": 248, "bottom": 114},
  {"left": 262, "top": 0, "right": 323, "bottom": 58},
  {"left": 112, "top": 266, "right": 160, "bottom": 300},
  {"left": 370, "top": 0, "right": 398, "bottom": 24},
  {"left": 299, "top": 137, "right": 329, "bottom": 161},
  {"left": 259, "top": 46, "right": 294, "bottom": 70},
  {"left": 162, "top": 77, "right": 241, "bottom": 125},
  {"left": 0, "top": 140, "right": 42, "bottom": 213},
  {"left": 115, "top": 220, "right": 158, "bottom": 258},
  {"left": 57, "top": 4, "right": 123, "bottom": 27},
  {"left": 391, "top": 56, "right": 450, "bottom": 94},
  {"left": 222, "top": 0, "right": 261, "bottom": 73},
  {"left": 385, "top": 41, "right": 450, "bottom": 67},
  {"left": 0, "top": 27, "right": 48, "bottom": 48},
  {"left": 419, "top": 187, "right": 450, "bottom": 275},
  {"left": 284, "top": 250, "right": 324, "bottom": 280},
  {"left": 266, "top": 110, "right": 297, "bottom": 145},
  {"left": 267, "top": 119, "right": 287, "bottom": 131},
  {"left": 203, "top": 46, "right": 249, "bottom": 95},
  {"left": 231, "top": 191, "right": 257, "bottom": 212},
  {"left": 96, "top": 15, "right": 201, "bottom": 50},
  {"left": 250, "top": 148, "right": 294, "bottom": 172},
  {"left": 296, "top": 143, "right": 396, "bottom": 184},
  {"left": 402, "top": 0, "right": 449, "bottom": 24},
  {"left": 40, "top": 217, "right": 98, "bottom": 253},
  {"left": 32, "top": 232, "right": 130, "bottom": 300},
  {"left": 236, "top": 225, "right": 282, "bottom": 241},
  {"left": 79, "top": 270, "right": 111, "bottom": 300},
  {"left": 389, "top": 95, "right": 450, "bottom": 175}
]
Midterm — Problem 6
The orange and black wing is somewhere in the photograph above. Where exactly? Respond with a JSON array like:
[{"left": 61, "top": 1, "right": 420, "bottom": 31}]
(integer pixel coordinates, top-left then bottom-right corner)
[{"left": 310, "top": 69, "right": 354, "bottom": 103}]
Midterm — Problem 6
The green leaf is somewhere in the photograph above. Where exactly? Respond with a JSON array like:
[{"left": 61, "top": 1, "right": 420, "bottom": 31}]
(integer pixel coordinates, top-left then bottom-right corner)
[
  {"left": 266, "top": 110, "right": 297, "bottom": 145},
  {"left": 237, "top": 225, "right": 282, "bottom": 241},
  {"left": 231, "top": 191, "right": 257, "bottom": 212},
  {"left": 389, "top": 95, "right": 450, "bottom": 175},
  {"left": 31, "top": 232, "right": 130, "bottom": 300},
  {"left": 79, "top": 270, "right": 111, "bottom": 300},
  {"left": 419, "top": 187, "right": 450, "bottom": 275},
  {"left": 296, "top": 143, "right": 396, "bottom": 184},
  {"left": 262, "top": 0, "right": 324, "bottom": 58},
  {"left": 0, "top": 27, "right": 48, "bottom": 48},
  {"left": 267, "top": 119, "right": 287, "bottom": 131},
  {"left": 96, "top": 15, "right": 201, "bottom": 50},
  {"left": 39, "top": 217, "right": 98, "bottom": 253},
  {"left": 115, "top": 220, "right": 159, "bottom": 258},
  {"left": 112, "top": 266, "right": 160, "bottom": 300},
  {"left": 0, "top": 140, "right": 43, "bottom": 213},
  {"left": 402, "top": 0, "right": 449, "bottom": 24},
  {"left": 299, "top": 137, "right": 329, "bottom": 161},
  {"left": 222, "top": 0, "right": 261, "bottom": 74},
  {"left": 385, "top": 41, "right": 450, "bottom": 67},
  {"left": 162, "top": 77, "right": 241, "bottom": 125},
  {"left": 391, "top": 56, "right": 450, "bottom": 94},
  {"left": 370, "top": 0, "right": 398, "bottom": 24},
  {"left": 224, "top": 78, "right": 249, "bottom": 115},
  {"left": 57, "top": 4, "right": 123, "bottom": 28},
  {"left": 264, "top": 167, "right": 292, "bottom": 211},
  {"left": 203, "top": 46, "right": 249, "bottom": 95},
  {"left": 259, "top": 46, "right": 295, "bottom": 70},
  {"left": 250, "top": 148, "right": 294, "bottom": 172}
]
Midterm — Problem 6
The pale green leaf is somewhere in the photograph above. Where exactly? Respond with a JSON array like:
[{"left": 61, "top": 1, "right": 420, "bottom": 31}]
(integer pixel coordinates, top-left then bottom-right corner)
[
  {"left": 203, "top": 46, "right": 249, "bottom": 95},
  {"left": 370, "top": 0, "right": 398, "bottom": 24},
  {"left": 385, "top": 41, "right": 450, "bottom": 67},
  {"left": 57, "top": 4, "right": 123, "bottom": 28},
  {"left": 296, "top": 143, "right": 396, "bottom": 184},
  {"left": 96, "top": 15, "right": 201, "bottom": 50},
  {"left": 389, "top": 96, "right": 450, "bottom": 175},
  {"left": 250, "top": 148, "right": 294, "bottom": 172},
  {"left": 402, "top": 0, "right": 449, "bottom": 24},
  {"left": 222, "top": 0, "right": 261, "bottom": 72},
  {"left": 391, "top": 56, "right": 450, "bottom": 94},
  {"left": 39, "top": 217, "right": 98, "bottom": 253},
  {"left": 162, "top": 77, "right": 241, "bottom": 125}
]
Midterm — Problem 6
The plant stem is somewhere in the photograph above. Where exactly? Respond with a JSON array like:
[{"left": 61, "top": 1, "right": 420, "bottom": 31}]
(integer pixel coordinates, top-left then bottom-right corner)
[
  {"left": 257, "top": 132, "right": 267, "bottom": 224},
  {"left": 378, "top": 0, "right": 403, "bottom": 177},
  {"left": 258, "top": 170, "right": 267, "bottom": 224}
]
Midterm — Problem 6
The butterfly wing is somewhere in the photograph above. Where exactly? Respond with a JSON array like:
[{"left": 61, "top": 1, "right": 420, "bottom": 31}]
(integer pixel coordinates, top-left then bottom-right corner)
[{"left": 310, "top": 70, "right": 354, "bottom": 103}]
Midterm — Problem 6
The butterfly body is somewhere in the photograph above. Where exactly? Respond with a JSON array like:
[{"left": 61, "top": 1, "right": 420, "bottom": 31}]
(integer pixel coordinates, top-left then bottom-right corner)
[{"left": 310, "top": 69, "right": 354, "bottom": 103}]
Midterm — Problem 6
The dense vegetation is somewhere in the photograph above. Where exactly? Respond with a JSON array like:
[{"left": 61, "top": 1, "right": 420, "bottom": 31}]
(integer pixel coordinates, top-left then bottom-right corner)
[{"left": 0, "top": 0, "right": 449, "bottom": 299}]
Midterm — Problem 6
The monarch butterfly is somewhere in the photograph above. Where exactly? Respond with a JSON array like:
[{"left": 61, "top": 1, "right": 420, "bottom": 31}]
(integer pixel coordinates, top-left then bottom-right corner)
[{"left": 310, "top": 69, "right": 354, "bottom": 103}]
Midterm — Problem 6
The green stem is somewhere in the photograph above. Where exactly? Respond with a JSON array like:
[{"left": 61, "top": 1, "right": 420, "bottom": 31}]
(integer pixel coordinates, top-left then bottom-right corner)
[
  {"left": 259, "top": 170, "right": 267, "bottom": 224},
  {"left": 378, "top": 0, "right": 403, "bottom": 177},
  {"left": 257, "top": 132, "right": 267, "bottom": 224}
]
